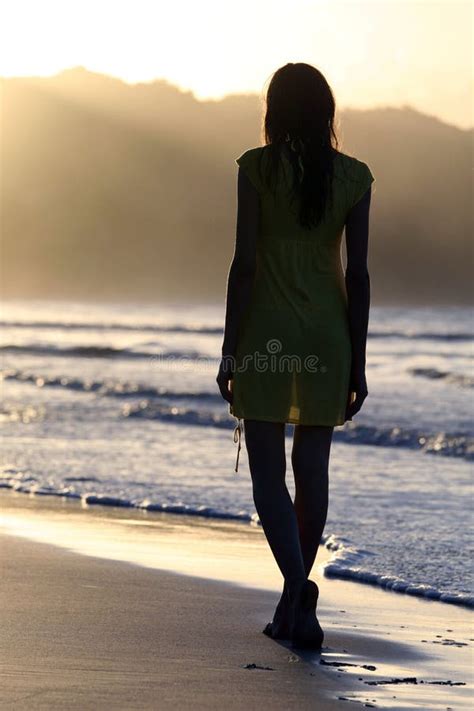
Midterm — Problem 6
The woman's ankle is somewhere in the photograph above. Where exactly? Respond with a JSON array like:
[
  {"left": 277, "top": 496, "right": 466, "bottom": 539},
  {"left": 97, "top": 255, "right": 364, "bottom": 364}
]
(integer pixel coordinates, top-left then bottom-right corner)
[{"left": 286, "top": 577, "right": 307, "bottom": 603}]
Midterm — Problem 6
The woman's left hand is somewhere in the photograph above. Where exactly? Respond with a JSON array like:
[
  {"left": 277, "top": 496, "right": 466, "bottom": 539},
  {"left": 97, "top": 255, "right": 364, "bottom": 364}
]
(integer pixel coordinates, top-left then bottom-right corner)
[{"left": 216, "top": 356, "right": 234, "bottom": 404}]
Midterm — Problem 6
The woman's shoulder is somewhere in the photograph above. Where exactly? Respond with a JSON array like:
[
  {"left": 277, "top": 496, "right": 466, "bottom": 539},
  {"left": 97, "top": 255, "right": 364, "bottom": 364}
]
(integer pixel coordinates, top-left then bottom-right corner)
[
  {"left": 235, "top": 144, "right": 267, "bottom": 164},
  {"left": 334, "top": 151, "right": 376, "bottom": 206},
  {"left": 234, "top": 145, "right": 269, "bottom": 193},
  {"left": 333, "top": 150, "right": 373, "bottom": 180}
]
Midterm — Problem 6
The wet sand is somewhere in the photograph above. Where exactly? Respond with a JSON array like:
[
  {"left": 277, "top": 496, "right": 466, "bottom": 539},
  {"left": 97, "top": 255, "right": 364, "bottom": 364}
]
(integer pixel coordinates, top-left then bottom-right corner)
[{"left": 0, "top": 490, "right": 472, "bottom": 709}]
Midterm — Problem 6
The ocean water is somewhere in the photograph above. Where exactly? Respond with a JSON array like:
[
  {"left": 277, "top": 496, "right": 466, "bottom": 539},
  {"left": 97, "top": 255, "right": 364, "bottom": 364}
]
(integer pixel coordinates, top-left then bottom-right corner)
[{"left": 0, "top": 300, "right": 472, "bottom": 607}]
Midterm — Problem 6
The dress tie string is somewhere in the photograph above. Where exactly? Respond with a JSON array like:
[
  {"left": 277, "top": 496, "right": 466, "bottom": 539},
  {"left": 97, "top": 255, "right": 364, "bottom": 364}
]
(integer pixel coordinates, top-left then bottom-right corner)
[{"left": 233, "top": 418, "right": 243, "bottom": 473}]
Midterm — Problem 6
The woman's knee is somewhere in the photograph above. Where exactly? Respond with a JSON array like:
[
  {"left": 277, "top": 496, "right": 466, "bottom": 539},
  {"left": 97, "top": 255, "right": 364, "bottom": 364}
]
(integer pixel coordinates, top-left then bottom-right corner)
[
  {"left": 291, "top": 426, "right": 332, "bottom": 482},
  {"left": 291, "top": 445, "right": 329, "bottom": 476}
]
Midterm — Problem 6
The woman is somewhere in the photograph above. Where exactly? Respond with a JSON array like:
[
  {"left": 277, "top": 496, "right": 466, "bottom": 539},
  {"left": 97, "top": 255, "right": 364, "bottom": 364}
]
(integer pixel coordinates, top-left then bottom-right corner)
[{"left": 216, "top": 62, "right": 375, "bottom": 649}]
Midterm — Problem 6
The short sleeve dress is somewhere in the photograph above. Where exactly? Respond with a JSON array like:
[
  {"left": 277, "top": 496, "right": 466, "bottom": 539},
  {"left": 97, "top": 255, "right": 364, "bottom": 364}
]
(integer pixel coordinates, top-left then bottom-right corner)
[{"left": 229, "top": 144, "right": 375, "bottom": 428}]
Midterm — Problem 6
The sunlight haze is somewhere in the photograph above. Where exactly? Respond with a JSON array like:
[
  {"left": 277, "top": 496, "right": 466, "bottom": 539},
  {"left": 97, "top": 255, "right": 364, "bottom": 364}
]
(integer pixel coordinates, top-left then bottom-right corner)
[{"left": 0, "top": 0, "right": 472, "bottom": 128}]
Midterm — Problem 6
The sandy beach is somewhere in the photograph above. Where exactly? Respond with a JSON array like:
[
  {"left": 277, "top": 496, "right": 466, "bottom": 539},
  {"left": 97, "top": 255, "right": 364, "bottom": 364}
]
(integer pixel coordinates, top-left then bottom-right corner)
[
  {"left": 2, "top": 4, "right": 473, "bottom": 709},
  {"left": 0, "top": 490, "right": 472, "bottom": 710}
]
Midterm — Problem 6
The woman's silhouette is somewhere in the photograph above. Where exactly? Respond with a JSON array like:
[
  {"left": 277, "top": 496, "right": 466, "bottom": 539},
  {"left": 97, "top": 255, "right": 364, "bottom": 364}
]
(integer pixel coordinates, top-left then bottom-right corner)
[{"left": 217, "top": 63, "right": 374, "bottom": 649}]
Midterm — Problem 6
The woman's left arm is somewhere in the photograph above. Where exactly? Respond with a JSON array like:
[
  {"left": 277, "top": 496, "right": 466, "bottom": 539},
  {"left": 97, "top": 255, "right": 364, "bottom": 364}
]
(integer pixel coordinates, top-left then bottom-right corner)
[{"left": 216, "top": 167, "right": 259, "bottom": 404}]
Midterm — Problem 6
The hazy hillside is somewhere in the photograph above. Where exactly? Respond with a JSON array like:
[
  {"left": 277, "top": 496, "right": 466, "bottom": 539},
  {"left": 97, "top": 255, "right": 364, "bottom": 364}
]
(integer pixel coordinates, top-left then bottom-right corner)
[{"left": 1, "top": 67, "right": 472, "bottom": 304}]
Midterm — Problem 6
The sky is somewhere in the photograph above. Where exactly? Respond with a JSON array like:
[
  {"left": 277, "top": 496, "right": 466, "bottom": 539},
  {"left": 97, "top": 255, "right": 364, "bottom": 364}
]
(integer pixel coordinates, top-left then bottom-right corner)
[{"left": 0, "top": 0, "right": 472, "bottom": 129}]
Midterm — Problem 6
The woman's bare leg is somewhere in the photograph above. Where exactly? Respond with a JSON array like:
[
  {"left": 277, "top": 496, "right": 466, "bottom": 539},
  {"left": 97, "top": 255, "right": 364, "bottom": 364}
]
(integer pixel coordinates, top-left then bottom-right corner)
[
  {"left": 243, "top": 419, "right": 307, "bottom": 600},
  {"left": 292, "top": 423, "right": 333, "bottom": 574},
  {"left": 272, "top": 423, "right": 334, "bottom": 627}
]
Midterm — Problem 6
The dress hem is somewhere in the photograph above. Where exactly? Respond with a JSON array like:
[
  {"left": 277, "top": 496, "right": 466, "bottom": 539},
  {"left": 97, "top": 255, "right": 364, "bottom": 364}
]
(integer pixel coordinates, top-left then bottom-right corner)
[{"left": 230, "top": 409, "right": 347, "bottom": 427}]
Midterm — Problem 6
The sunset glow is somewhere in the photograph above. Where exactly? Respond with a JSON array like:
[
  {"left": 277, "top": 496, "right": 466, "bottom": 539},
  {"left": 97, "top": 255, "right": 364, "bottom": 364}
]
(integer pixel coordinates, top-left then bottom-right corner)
[{"left": 0, "top": 0, "right": 472, "bottom": 128}]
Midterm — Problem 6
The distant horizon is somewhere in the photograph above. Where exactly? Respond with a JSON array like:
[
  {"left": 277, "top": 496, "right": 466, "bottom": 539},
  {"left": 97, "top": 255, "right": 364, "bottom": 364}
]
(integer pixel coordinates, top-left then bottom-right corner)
[
  {"left": 3, "top": 70, "right": 471, "bottom": 305},
  {"left": 2, "top": 0, "right": 472, "bottom": 130},
  {"left": 2, "top": 64, "right": 472, "bottom": 133}
]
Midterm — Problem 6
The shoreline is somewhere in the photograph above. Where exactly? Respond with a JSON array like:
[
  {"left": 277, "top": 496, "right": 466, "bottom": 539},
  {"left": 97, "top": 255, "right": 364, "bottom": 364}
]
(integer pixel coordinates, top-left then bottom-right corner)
[
  {"left": 1, "top": 484, "right": 471, "bottom": 610},
  {"left": 0, "top": 490, "right": 473, "bottom": 709}
]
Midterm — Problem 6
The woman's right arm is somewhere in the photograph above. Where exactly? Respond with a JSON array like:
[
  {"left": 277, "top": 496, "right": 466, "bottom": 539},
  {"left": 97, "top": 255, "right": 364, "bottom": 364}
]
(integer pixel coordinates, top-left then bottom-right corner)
[
  {"left": 344, "top": 186, "right": 372, "bottom": 420},
  {"left": 216, "top": 167, "right": 259, "bottom": 404}
]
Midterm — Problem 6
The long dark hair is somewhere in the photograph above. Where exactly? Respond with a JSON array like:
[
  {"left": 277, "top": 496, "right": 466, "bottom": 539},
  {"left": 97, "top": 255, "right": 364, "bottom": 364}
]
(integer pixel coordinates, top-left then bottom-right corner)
[{"left": 261, "top": 63, "right": 340, "bottom": 229}]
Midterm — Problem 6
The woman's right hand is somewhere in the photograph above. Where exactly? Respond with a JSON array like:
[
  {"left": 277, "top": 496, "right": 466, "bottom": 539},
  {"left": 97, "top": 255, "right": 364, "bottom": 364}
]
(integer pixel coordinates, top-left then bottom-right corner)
[
  {"left": 345, "top": 369, "right": 368, "bottom": 421},
  {"left": 216, "top": 356, "right": 234, "bottom": 405}
]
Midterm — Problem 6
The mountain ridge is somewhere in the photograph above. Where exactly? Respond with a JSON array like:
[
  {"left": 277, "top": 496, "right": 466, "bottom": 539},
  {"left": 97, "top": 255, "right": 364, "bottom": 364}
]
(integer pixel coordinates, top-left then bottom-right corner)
[{"left": 1, "top": 68, "right": 471, "bottom": 304}]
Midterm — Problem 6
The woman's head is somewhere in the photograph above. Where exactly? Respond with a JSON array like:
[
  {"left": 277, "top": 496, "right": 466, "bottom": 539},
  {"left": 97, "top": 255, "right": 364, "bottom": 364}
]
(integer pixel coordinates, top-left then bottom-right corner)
[
  {"left": 263, "top": 63, "right": 337, "bottom": 148},
  {"left": 261, "top": 63, "right": 340, "bottom": 229}
]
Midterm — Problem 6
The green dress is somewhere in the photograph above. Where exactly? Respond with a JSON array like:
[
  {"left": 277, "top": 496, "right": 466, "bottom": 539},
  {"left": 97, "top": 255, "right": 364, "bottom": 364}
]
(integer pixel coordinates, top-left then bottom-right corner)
[{"left": 229, "top": 144, "right": 375, "bottom": 428}]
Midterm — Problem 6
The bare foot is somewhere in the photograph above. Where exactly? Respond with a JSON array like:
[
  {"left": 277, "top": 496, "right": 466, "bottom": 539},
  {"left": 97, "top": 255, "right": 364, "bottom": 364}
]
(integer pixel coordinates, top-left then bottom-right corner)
[
  {"left": 262, "top": 587, "right": 291, "bottom": 639},
  {"left": 290, "top": 579, "right": 324, "bottom": 649}
]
